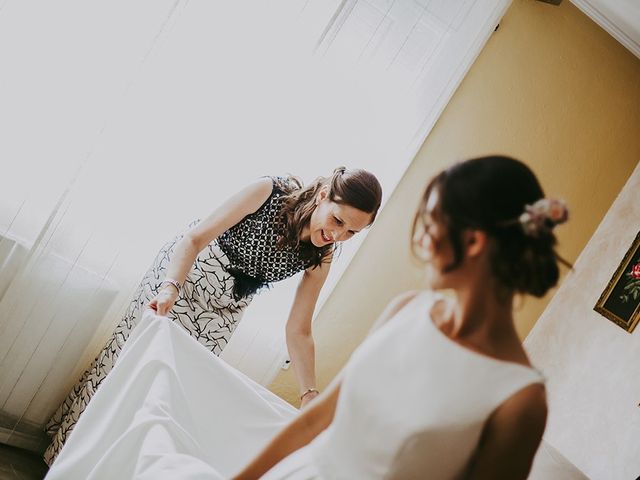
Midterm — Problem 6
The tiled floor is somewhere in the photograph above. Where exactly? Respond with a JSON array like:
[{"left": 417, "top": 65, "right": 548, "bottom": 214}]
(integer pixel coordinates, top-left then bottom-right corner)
[{"left": 0, "top": 444, "right": 48, "bottom": 480}]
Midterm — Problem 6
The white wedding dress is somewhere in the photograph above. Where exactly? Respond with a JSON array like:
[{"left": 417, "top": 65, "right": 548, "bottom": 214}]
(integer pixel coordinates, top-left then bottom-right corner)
[{"left": 46, "top": 292, "right": 543, "bottom": 479}]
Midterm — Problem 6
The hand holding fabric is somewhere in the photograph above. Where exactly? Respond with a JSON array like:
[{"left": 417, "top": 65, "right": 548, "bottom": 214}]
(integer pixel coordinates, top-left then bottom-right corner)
[{"left": 148, "top": 286, "right": 179, "bottom": 315}]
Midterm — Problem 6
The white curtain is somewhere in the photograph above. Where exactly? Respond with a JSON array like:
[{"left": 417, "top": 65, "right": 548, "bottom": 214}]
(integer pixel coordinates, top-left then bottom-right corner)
[{"left": 0, "top": 0, "right": 510, "bottom": 447}]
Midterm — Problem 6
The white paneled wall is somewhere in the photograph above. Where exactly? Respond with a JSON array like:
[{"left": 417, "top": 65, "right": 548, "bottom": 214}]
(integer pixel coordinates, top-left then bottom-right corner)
[
  {"left": 0, "top": 235, "right": 118, "bottom": 421},
  {"left": 0, "top": 0, "right": 187, "bottom": 449},
  {"left": 314, "top": 0, "right": 511, "bottom": 175}
]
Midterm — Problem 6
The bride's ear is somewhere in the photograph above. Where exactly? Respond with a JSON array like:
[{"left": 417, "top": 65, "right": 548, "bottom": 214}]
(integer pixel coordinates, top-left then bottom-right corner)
[{"left": 465, "top": 230, "right": 488, "bottom": 258}]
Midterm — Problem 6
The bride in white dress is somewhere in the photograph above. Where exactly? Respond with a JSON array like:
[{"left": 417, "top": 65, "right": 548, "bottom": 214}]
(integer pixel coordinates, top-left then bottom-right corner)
[{"left": 46, "top": 155, "right": 569, "bottom": 480}]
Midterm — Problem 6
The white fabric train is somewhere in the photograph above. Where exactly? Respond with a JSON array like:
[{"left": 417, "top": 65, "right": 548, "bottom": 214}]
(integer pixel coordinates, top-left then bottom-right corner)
[
  {"left": 46, "top": 309, "right": 297, "bottom": 479},
  {"left": 47, "top": 293, "right": 581, "bottom": 479}
]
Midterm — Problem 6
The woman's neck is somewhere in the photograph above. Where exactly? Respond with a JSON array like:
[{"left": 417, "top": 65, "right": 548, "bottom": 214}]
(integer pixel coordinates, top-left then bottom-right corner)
[
  {"left": 432, "top": 287, "right": 529, "bottom": 366},
  {"left": 446, "top": 283, "right": 516, "bottom": 341}
]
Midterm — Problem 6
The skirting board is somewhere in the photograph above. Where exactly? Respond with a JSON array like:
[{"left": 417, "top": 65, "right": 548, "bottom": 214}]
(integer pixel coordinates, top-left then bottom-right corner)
[{"left": 0, "top": 411, "right": 49, "bottom": 455}]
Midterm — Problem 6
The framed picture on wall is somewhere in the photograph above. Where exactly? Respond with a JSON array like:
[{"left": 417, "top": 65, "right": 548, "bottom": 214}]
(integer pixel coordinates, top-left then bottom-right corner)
[{"left": 594, "top": 231, "right": 640, "bottom": 333}]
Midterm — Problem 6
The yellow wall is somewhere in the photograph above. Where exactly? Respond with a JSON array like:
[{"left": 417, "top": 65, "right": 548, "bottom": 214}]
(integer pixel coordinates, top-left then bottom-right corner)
[{"left": 270, "top": 0, "right": 640, "bottom": 404}]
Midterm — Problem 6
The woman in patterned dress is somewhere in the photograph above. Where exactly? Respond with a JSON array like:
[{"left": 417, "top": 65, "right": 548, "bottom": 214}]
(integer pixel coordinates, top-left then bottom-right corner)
[{"left": 44, "top": 167, "right": 382, "bottom": 465}]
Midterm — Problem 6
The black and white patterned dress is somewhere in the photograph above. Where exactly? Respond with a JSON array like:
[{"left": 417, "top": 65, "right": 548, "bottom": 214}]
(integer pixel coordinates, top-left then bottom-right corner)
[{"left": 44, "top": 177, "right": 315, "bottom": 465}]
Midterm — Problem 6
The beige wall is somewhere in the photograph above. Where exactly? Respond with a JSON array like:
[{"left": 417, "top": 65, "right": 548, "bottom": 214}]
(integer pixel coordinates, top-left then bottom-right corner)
[
  {"left": 525, "top": 163, "right": 640, "bottom": 479},
  {"left": 270, "top": 0, "right": 640, "bottom": 404}
]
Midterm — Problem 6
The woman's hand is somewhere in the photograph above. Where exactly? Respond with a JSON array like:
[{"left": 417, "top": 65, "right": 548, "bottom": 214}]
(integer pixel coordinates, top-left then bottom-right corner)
[
  {"left": 148, "top": 285, "right": 179, "bottom": 316},
  {"left": 300, "top": 389, "right": 319, "bottom": 408}
]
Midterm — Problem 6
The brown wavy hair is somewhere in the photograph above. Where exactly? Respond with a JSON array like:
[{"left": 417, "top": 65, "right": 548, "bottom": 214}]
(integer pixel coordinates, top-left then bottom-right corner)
[{"left": 277, "top": 166, "right": 382, "bottom": 267}]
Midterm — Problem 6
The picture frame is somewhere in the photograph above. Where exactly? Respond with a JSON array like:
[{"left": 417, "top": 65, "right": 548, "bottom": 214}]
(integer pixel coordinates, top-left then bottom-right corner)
[{"left": 594, "top": 230, "right": 640, "bottom": 333}]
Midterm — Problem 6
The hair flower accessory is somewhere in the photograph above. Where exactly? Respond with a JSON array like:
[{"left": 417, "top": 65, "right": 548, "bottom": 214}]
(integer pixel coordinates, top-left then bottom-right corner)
[{"left": 519, "top": 198, "right": 569, "bottom": 237}]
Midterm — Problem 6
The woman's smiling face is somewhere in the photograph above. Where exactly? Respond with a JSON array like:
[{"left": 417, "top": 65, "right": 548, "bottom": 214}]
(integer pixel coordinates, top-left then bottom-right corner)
[{"left": 304, "top": 186, "right": 373, "bottom": 247}]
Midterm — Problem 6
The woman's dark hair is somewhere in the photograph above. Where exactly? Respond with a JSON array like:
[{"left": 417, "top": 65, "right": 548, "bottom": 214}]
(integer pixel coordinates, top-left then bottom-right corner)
[
  {"left": 412, "top": 155, "right": 567, "bottom": 297},
  {"left": 278, "top": 166, "right": 383, "bottom": 267}
]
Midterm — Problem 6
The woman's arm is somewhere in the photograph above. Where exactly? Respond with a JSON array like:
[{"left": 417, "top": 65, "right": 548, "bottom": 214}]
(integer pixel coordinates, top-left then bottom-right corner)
[
  {"left": 466, "top": 383, "right": 547, "bottom": 479},
  {"left": 285, "top": 262, "right": 331, "bottom": 406},
  {"left": 151, "top": 178, "right": 274, "bottom": 315},
  {"left": 287, "top": 287, "right": 420, "bottom": 406},
  {"left": 232, "top": 378, "right": 342, "bottom": 480}
]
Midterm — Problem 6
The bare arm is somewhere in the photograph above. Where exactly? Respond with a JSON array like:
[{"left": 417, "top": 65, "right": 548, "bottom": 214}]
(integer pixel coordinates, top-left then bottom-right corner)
[
  {"left": 466, "top": 384, "right": 547, "bottom": 480},
  {"left": 232, "top": 378, "right": 342, "bottom": 480},
  {"left": 285, "top": 261, "right": 331, "bottom": 406},
  {"left": 287, "top": 287, "right": 419, "bottom": 407},
  {"left": 150, "top": 178, "right": 274, "bottom": 315}
]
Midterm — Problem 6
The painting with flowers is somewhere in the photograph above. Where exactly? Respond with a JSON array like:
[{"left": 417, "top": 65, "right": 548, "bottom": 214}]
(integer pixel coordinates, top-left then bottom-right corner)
[{"left": 595, "top": 231, "right": 640, "bottom": 333}]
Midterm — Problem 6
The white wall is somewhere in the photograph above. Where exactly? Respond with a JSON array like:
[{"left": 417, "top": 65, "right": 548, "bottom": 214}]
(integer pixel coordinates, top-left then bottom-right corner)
[{"left": 525, "top": 162, "right": 640, "bottom": 479}]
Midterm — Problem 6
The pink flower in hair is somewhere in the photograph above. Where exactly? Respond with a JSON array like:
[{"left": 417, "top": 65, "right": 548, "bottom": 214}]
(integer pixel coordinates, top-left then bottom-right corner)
[
  {"left": 519, "top": 198, "right": 569, "bottom": 237},
  {"left": 547, "top": 199, "right": 569, "bottom": 223}
]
